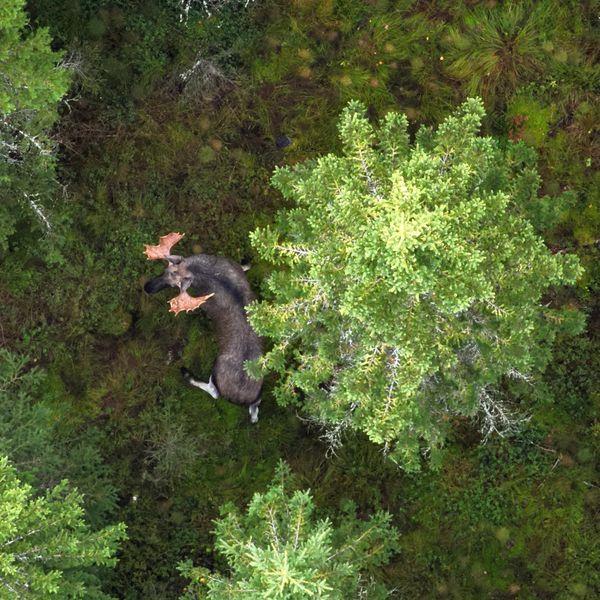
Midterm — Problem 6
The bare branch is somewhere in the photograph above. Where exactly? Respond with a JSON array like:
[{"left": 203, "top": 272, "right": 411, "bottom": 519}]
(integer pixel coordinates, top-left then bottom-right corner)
[
  {"left": 477, "top": 386, "right": 530, "bottom": 442},
  {"left": 24, "top": 193, "right": 52, "bottom": 232}
]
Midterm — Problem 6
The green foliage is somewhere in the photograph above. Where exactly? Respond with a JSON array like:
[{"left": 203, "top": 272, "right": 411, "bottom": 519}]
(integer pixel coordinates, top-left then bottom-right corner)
[
  {"left": 507, "top": 92, "right": 556, "bottom": 148},
  {"left": 179, "top": 461, "right": 398, "bottom": 599},
  {"left": 539, "top": 332, "right": 599, "bottom": 422},
  {"left": 0, "top": 0, "right": 67, "bottom": 116},
  {"left": 0, "top": 349, "right": 119, "bottom": 527},
  {"left": 242, "top": 0, "right": 456, "bottom": 153},
  {"left": 0, "top": 350, "right": 61, "bottom": 479},
  {"left": 0, "top": 455, "right": 126, "bottom": 598},
  {"left": 389, "top": 320, "right": 600, "bottom": 597},
  {"left": 140, "top": 399, "right": 209, "bottom": 488},
  {"left": 442, "top": 1, "right": 571, "bottom": 107},
  {"left": 109, "top": 381, "right": 300, "bottom": 598},
  {"left": 249, "top": 98, "right": 582, "bottom": 470},
  {"left": 30, "top": 0, "right": 202, "bottom": 107},
  {"left": 395, "top": 426, "right": 599, "bottom": 596},
  {"left": 0, "top": 0, "right": 70, "bottom": 251}
]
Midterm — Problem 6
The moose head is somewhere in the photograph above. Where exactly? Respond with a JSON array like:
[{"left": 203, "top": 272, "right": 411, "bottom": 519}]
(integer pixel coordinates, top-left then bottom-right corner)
[{"left": 144, "top": 233, "right": 214, "bottom": 314}]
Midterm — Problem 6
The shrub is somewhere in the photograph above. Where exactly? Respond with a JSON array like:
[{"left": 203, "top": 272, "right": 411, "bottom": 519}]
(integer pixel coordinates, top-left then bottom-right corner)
[
  {"left": 0, "top": 455, "right": 126, "bottom": 598},
  {"left": 179, "top": 461, "right": 398, "bottom": 599}
]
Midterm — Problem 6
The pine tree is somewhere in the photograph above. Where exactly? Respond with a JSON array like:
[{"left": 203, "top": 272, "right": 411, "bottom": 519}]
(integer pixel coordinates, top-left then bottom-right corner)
[
  {"left": 248, "top": 98, "right": 582, "bottom": 470},
  {"left": 0, "top": 0, "right": 70, "bottom": 250},
  {"left": 0, "top": 349, "right": 119, "bottom": 527},
  {"left": 179, "top": 462, "right": 398, "bottom": 599},
  {"left": 0, "top": 456, "right": 126, "bottom": 598}
]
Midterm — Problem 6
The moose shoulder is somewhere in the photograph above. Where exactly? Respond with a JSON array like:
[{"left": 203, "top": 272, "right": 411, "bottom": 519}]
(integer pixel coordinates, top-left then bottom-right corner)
[{"left": 144, "top": 234, "right": 263, "bottom": 422}]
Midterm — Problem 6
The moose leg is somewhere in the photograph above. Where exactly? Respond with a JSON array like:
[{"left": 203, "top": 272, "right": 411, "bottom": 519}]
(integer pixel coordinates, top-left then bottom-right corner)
[
  {"left": 189, "top": 375, "right": 220, "bottom": 399},
  {"left": 181, "top": 368, "right": 220, "bottom": 399},
  {"left": 248, "top": 400, "right": 260, "bottom": 424}
]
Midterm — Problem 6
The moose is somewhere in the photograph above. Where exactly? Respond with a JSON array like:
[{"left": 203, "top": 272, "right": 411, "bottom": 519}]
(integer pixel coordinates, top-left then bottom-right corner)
[{"left": 143, "top": 233, "right": 263, "bottom": 422}]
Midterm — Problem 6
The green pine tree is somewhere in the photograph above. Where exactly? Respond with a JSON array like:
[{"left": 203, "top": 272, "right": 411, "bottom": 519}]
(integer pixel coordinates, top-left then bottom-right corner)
[
  {"left": 0, "top": 456, "right": 126, "bottom": 599},
  {"left": 248, "top": 98, "right": 583, "bottom": 470},
  {"left": 0, "top": 349, "right": 119, "bottom": 527},
  {"left": 0, "top": 0, "right": 70, "bottom": 251},
  {"left": 179, "top": 462, "right": 398, "bottom": 599}
]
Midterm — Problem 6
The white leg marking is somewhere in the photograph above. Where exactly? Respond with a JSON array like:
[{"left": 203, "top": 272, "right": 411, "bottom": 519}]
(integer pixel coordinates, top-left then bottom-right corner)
[
  {"left": 188, "top": 375, "right": 220, "bottom": 399},
  {"left": 249, "top": 403, "right": 259, "bottom": 423},
  {"left": 207, "top": 375, "right": 219, "bottom": 399}
]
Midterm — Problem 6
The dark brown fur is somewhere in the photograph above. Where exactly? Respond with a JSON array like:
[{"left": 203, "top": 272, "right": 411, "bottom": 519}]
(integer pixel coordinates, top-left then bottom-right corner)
[{"left": 144, "top": 254, "right": 263, "bottom": 408}]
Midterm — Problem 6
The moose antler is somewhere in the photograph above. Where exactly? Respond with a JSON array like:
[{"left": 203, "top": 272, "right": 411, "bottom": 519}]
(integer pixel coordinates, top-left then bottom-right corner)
[
  {"left": 144, "top": 232, "right": 185, "bottom": 261},
  {"left": 169, "top": 291, "right": 215, "bottom": 315}
]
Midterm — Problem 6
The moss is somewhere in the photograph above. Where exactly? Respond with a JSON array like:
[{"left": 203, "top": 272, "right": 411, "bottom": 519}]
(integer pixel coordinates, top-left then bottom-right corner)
[
  {"left": 507, "top": 93, "right": 556, "bottom": 148},
  {"left": 97, "top": 307, "right": 133, "bottom": 336},
  {"left": 181, "top": 323, "right": 218, "bottom": 381},
  {"left": 571, "top": 179, "right": 600, "bottom": 247},
  {"left": 197, "top": 145, "right": 216, "bottom": 164}
]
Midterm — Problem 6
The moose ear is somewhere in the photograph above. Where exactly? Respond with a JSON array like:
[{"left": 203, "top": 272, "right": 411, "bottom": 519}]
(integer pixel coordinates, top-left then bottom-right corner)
[{"left": 166, "top": 255, "right": 183, "bottom": 265}]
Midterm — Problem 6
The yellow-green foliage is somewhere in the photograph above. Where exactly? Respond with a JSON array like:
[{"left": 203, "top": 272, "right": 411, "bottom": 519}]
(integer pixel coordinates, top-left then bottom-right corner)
[
  {"left": 0, "top": 455, "right": 126, "bottom": 598},
  {"left": 250, "top": 98, "right": 582, "bottom": 469},
  {"left": 179, "top": 461, "right": 399, "bottom": 599},
  {"left": 507, "top": 93, "right": 556, "bottom": 148}
]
